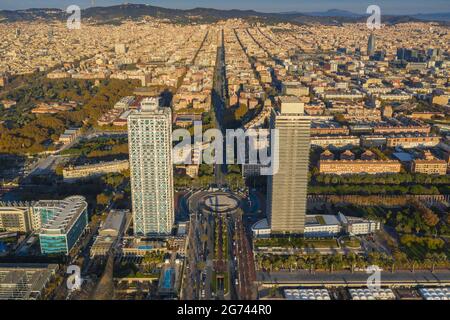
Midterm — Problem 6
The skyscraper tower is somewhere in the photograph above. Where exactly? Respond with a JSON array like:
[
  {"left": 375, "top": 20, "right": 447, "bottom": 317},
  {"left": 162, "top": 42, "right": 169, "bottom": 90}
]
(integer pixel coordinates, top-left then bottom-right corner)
[
  {"left": 266, "top": 96, "right": 311, "bottom": 234},
  {"left": 128, "top": 97, "right": 174, "bottom": 236},
  {"left": 48, "top": 28, "right": 54, "bottom": 42},
  {"left": 367, "top": 33, "right": 376, "bottom": 56}
]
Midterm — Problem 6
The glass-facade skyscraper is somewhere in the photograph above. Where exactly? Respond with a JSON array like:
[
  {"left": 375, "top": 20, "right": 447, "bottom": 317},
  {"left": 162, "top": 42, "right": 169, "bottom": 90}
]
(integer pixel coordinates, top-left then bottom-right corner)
[
  {"left": 368, "top": 33, "right": 376, "bottom": 56},
  {"left": 128, "top": 98, "right": 174, "bottom": 237}
]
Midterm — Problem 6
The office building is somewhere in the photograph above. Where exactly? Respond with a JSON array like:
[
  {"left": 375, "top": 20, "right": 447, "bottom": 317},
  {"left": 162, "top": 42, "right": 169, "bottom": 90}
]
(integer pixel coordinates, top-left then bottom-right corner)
[
  {"left": 267, "top": 96, "right": 311, "bottom": 234},
  {"left": 37, "top": 196, "right": 88, "bottom": 255},
  {"left": 338, "top": 213, "right": 381, "bottom": 235},
  {"left": 252, "top": 213, "right": 381, "bottom": 239},
  {"left": 128, "top": 98, "right": 174, "bottom": 236},
  {"left": 367, "top": 33, "right": 376, "bottom": 56}
]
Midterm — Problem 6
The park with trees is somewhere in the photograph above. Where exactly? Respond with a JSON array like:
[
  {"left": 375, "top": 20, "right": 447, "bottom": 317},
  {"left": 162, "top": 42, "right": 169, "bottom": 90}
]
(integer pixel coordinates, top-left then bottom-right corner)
[{"left": 0, "top": 77, "right": 137, "bottom": 155}]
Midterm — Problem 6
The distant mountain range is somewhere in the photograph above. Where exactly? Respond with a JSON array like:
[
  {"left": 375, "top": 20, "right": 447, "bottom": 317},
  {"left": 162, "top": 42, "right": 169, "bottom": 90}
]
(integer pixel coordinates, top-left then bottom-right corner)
[
  {"left": 287, "top": 9, "right": 363, "bottom": 18},
  {"left": 304, "top": 9, "right": 450, "bottom": 22},
  {"left": 0, "top": 4, "right": 449, "bottom": 25}
]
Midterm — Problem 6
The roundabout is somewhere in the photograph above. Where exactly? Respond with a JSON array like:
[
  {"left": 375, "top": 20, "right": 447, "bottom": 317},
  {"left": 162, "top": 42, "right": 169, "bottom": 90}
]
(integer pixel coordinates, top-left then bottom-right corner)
[
  {"left": 203, "top": 193, "right": 240, "bottom": 214},
  {"left": 186, "top": 190, "right": 243, "bottom": 216}
]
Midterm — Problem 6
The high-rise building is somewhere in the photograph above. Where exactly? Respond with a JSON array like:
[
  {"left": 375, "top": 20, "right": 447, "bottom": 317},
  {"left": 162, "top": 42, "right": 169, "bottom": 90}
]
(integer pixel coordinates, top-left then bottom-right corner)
[
  {"left": 128, "top": 98, "right": 174, "bottom": 236},
  {"left": 267, "top": 96, "right": 311, "bottom": 234},
  {"left": 367, "top": 33, "right": 376, "bottom": 56}
]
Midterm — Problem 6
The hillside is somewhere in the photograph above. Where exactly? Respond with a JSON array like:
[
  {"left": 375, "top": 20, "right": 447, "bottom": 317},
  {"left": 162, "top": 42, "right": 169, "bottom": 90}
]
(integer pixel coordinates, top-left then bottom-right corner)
[{"left": 0, "top": 3, "right": 446, "bottom": 25}]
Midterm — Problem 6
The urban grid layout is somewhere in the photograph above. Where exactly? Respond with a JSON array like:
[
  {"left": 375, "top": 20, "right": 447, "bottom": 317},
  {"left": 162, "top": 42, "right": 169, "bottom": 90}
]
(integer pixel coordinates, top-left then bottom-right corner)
[{"left": 0, "top": 2, "right": 449, "bottom": 304}]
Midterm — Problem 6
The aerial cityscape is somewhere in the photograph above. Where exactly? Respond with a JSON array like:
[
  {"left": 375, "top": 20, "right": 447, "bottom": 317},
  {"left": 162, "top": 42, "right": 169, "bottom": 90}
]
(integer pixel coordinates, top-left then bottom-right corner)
[{"left": 0, "top": 1, "right": 450, "bottom": 307}]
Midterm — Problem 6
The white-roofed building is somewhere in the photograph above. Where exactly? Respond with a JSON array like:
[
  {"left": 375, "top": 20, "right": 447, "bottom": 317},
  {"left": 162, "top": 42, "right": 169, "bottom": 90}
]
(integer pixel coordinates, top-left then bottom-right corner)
[{"left": 284, "top": 288, "right": 331, "bottom": 300}]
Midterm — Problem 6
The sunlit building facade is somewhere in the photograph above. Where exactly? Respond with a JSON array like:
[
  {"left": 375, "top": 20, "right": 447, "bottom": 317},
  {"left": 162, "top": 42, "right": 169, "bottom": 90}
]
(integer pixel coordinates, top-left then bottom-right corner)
[{"left": 128, "top": 99, "right": 174, "bottom": 236}]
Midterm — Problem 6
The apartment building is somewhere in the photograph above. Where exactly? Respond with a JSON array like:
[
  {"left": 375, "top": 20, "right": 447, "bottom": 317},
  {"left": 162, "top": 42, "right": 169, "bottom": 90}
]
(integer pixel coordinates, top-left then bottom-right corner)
[
  {"left": 63, "top": 160, "right": 129, "bottom": 182},
  {"left": 319, "top": 160, "right": 402, "bottom": 175},
  {"left": 386, "top": 134, "right": 441, "bottom": 149}
]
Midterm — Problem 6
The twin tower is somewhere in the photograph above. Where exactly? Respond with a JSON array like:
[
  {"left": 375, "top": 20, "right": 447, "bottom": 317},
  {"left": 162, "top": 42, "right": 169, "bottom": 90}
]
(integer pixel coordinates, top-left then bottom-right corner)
[{"left": 128, "top": 95, "right": 310, "bottom": 237}]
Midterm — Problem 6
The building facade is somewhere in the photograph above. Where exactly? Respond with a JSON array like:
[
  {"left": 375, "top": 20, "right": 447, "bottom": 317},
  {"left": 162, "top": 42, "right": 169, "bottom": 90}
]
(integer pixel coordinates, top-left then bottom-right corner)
[
  {"left": 310, "top": 136, "right": 360, "bottom": 150},
  {"left": 319, "top": 160, "right": 402, "bottom": 175},
  {"left": 37, "top": 196, "right": 89, "bottom": 255},
  {"left": 0, "top": 205, "right": 33, "bottom": 233},
  {"left": 91, "top": 210, "right": 128, "bottom": 257},
  {"left": 386, "top": 134, "right": 440, "bottom": 149},
  {"left": 128, "top": 100, "right": 174, "bottom": 236},
  {"left": 411, "top": 159, "right": 448, "bottom": 175},
  {"left": 368, "top": 33, "right": 376, "bottom": 56},
  {"left": 267, "top": 96, "right": 311, "bottom": 234},
  {"left": 63, "top": 160, "right": 129, "bottom": 182}
]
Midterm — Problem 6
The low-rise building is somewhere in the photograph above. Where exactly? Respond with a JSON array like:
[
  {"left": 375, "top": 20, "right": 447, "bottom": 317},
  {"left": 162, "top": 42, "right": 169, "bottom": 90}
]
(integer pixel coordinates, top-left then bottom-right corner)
[
  {"left": 419, "top": 287, "right": 450, "bottom": 300},
  {"left": 320, "top": 150, "right": 335, "bottom": 161},
  {"left": 58, "top": 128, "right": 81, "bottom": 145},
  {"left": 319, "top": 160, "right": 402, "bottom": 175},
  {"left": 310, "top": 136, "right": 359, "bottom": 150},
  {"left": 282, "top": 82, "right": 310, "bottom": 97},
  {"left": 0, "top": 264, "right": 58, "bottom": 300},
  {"left": 114, "top": 96, "right": 135, "bottom": 110},
  {"left": 311, "top": 121, "right": 349, "bottom": 136},
  {"left": 338, "top": 213, "right": 381, "bottom": 236},
  {"left": 0, "top": 205, "right": 33, "bottom": 233},
  {"left": 284, "top": 289, "right": 331, "bottom": 300},
  {"left": 340, "top": 150, "right": 356, "bottom": 160},
  {"left": 252, "top": 213, "right": 380, "bottom": 238},
  {"left": 411, "top": 151, "right": 447, "bottom": 175},
  {"left": 386, "top": 134, "right": 441, "bottom": 149},
  {"left": 91, "top": 210, "right": 128, "bottom": 258},
  {"left": 31, "top": 102, "right": 76, "bottom": 114},
  {"left": 121, "top": 238, "right": 167, "bottom": 257},
  {"left": 0, "top": 100, "right": 16, "bottom": 109},
  {"left": 372, "top": 117, "right": 430, "bottom": 135},
  {"left": 360, "top": 135, "right": 387, "bottom": 148},
  {"left": 63, "top": 160, "right": 129, "bottom": 182},
  {"left": 349, "top": 288, "right": 396, "bottom": 300},
  {"left": 304, "top": 215, "right": 341, "bottom": 237}
]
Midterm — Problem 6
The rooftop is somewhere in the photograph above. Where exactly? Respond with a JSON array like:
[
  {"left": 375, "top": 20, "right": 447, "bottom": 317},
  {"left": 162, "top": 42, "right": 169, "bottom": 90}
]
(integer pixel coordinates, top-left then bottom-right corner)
[{"left": 37, "top": 196, "right": 87, "bottom": 234}]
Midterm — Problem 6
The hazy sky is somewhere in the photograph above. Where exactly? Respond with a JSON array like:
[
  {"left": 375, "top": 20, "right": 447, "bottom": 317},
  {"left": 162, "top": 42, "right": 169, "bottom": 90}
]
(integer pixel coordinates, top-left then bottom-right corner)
[{"left": 0, "top": 0, "right": 449, "bottom": 14}]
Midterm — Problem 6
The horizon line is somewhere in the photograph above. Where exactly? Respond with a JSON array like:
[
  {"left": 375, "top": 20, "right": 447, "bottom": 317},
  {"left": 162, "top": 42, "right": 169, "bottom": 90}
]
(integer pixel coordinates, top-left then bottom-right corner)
[{"left": 0, "top": 4, "right": 448, "bottom": 16}]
